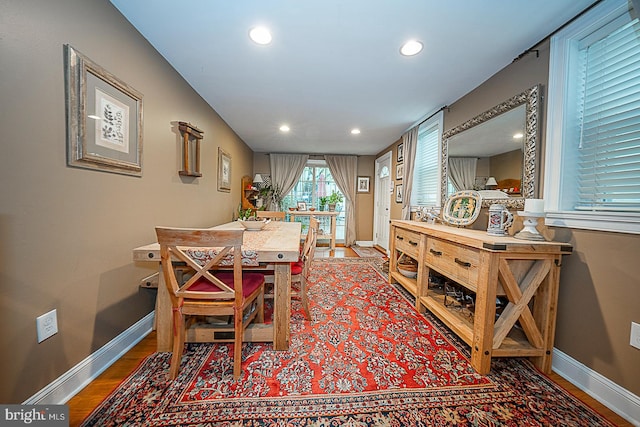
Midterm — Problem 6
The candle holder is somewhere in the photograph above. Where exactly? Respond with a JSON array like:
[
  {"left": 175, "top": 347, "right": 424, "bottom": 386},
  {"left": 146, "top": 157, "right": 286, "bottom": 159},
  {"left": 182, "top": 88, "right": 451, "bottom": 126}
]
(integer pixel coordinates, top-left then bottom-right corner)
[{"left": 515, "top": 211, "right": 546, "bottom": 241}]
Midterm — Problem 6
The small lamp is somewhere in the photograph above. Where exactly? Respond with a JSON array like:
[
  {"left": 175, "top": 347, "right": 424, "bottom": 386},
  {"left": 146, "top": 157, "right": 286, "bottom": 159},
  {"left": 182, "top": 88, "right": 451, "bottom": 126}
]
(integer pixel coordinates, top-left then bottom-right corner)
[
  {"left": 485, "top": 176, "right": 497, "bottom": 189},
  {"left": 253, "top": 173, "right": 264, "bottom": 188}
]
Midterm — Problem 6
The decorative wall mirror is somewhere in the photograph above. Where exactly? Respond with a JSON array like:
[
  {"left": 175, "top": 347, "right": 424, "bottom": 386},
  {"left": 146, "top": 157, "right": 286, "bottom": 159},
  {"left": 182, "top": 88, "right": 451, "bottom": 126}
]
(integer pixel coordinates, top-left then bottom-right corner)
[{"left": 441, "top": 84, "right": 539, "bottom": 209}]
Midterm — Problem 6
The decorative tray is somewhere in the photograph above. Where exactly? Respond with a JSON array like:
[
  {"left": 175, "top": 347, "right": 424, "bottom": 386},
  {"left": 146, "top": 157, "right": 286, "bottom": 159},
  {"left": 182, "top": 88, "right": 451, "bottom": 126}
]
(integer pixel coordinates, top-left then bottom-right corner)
[{"left": 442, "top": 190, "right": 481, "bottom": 226}]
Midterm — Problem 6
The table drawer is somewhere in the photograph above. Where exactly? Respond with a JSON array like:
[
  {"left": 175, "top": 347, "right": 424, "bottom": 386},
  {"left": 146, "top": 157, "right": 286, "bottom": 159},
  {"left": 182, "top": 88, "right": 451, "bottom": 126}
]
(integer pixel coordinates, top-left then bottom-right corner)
[
  {"left": 425, "top": 238, "right": 480, "bottom": 289},
  {"left": 394, "top": 228, "right": 422, "bottom": 258}
]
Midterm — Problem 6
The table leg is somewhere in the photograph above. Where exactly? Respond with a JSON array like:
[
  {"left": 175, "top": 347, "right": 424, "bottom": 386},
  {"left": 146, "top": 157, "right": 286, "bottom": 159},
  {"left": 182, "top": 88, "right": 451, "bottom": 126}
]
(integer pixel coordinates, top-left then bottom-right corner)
[
  {"left": 273, "top": 263, "right": 291, "bottom": 350},
  {"left": 330, "top": 215, "right": 336, "bottom": 251},
  {"left": 155, "top": 266, "right": 172, "bottom": 352}
]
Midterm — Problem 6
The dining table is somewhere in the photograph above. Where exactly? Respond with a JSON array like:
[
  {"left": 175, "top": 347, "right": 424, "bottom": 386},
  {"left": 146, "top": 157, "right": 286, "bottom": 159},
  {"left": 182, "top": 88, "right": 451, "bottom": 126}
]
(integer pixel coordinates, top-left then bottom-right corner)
[{"left": 132, "top": 220, "right": 302, "bottom": 352}]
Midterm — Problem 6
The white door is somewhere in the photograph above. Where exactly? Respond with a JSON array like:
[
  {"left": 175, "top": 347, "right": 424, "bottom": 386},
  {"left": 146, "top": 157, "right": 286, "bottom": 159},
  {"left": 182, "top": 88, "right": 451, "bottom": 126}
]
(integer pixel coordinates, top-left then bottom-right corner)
[{"left": 374, "top": 152, "right": 392, "bottom": 253}]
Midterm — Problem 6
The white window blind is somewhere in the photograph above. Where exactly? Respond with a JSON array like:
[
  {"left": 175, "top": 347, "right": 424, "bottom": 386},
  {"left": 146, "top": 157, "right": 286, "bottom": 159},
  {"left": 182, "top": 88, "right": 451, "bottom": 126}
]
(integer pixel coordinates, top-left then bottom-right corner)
[
  {"left": 576, "top": 17, "right": 640, "bottom": 212},
  {"left": 411, "top": 123, "right": 439, "bottom": 206}
]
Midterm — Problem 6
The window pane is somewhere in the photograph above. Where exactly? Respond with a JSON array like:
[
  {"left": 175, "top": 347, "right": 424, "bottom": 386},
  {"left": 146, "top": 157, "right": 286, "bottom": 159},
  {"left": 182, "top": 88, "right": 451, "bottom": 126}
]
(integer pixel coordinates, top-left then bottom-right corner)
[
  {"left": 283, "top": 163, "right": 346, "bottom": 242},
  {"left": 411, "top": 123, "right": 440, "bottom": 206}
]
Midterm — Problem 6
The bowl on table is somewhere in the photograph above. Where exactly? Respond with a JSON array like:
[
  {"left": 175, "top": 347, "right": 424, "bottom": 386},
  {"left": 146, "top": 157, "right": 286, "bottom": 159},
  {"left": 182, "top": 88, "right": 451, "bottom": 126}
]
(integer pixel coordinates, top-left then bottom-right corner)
[{"left": 239, "top": 219, "right": 268, "bottom": 231}]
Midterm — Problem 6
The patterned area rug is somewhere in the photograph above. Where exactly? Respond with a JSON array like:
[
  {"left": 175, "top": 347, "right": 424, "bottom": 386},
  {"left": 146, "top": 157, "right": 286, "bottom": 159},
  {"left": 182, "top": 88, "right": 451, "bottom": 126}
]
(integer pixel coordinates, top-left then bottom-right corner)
[
  {"left": 351, "top": 245, "right": 386, "bottom": 258},
  {"left": 81, "top": 259, "right": 615, "bottom": 426}
]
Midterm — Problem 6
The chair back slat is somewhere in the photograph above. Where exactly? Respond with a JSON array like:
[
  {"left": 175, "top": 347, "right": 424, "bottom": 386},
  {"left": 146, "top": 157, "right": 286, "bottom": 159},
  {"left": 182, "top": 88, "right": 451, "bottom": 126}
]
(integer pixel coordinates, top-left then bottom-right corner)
[{"left": 256, "top": 211, "right": 286, "bottom": 221}]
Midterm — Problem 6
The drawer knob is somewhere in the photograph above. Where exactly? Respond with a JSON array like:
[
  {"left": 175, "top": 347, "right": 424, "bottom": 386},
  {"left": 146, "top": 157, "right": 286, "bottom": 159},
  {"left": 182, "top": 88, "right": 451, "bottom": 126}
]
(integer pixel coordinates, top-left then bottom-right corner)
[
  {"left": 397, "top": 236, "right": 404, "bottom": 241},
  {"left": 430, "top": 248, "right": 442, "bottom": 256},
  {"left": 409, "top": 241, "right": 418, "bottom": 246},
  {"left": 455, "top": 258, "right": 472, "bottom": 268}
]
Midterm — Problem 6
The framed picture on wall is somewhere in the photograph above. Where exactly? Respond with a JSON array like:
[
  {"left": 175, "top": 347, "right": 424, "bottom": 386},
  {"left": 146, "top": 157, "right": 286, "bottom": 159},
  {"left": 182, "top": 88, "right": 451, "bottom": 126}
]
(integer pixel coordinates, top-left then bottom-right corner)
[
  {"left": 64, "top": 44, "right": 144, "bottom": 177},
  {"left": 396, "top": 163, "right": 403, "bottom": 180},
  {"left": 357, "top": 176, "right": 370, "bottom": 193},
  {"left": 396, "top": 184, "right": 403, "bottom": 203},
  {"left": 217, "top": 148, "right": 232, "bottom": 192},
  {"left": 397, "top": 142, "right": 404, "bottom": 163}
]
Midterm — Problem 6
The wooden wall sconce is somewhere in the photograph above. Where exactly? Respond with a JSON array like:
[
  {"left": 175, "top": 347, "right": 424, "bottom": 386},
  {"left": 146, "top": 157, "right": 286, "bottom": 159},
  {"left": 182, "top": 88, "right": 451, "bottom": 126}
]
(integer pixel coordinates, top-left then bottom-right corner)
[{"left": 178, "top": 121, "right": 203, "bottom": 177}]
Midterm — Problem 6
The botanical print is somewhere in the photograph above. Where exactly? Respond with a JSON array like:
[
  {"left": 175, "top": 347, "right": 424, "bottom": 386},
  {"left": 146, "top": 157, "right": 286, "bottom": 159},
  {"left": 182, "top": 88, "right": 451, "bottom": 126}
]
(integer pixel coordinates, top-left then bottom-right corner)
[{"left": 95, "top": 88, "right": 129, "bottom": 153}]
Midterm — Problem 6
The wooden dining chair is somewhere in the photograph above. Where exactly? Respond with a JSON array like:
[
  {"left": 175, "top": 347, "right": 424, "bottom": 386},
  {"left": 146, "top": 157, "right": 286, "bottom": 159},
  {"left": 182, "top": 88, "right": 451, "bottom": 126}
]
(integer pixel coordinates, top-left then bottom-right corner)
[
  {"left": 262, "top": 216, "right": 318, "bottom": 319},
  {"left": 256, "top": 210, "right": 286, "bottom": 221},
  {"left": 155, "top": 226, "right": 265, "bottom": 380},
  {"left": 296, "top": 216, "right": 319, "bottom": 318}
]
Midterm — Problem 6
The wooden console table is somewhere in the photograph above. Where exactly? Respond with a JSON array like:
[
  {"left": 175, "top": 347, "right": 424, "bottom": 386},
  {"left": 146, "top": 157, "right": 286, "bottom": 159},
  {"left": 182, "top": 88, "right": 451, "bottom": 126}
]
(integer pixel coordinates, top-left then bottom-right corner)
[
  {"left": 389, "top": 220, "right": 572, "bottom": 375},
  {"left": 289, "top": 210, "right": 339, "bottom": 251}
]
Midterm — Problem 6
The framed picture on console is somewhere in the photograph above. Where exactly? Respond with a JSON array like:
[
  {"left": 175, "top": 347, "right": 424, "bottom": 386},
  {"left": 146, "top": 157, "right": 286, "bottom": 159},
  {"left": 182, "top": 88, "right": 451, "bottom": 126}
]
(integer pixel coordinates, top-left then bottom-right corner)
[{"left": 64, "top": 45, "right": 143, "bottom": 177}]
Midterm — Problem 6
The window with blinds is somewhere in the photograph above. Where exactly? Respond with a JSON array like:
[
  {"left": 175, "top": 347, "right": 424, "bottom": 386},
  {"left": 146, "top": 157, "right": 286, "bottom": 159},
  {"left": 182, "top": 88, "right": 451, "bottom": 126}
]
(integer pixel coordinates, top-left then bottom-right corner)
[
  {"left": 411, "top": 122, "right": 440, "bottom": 206},
  {"left": 545, "top": 0, "right": 640, "bottom": 233},
  {"left": 575, "top": 17, "right": 640, "bottom": 212}
]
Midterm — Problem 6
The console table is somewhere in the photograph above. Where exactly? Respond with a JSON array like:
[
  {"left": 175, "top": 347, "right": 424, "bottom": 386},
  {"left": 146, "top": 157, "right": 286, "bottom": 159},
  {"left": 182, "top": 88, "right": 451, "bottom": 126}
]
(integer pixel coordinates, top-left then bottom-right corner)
[{"left": 389, "top": 220, "right": 572, "bottom": 375}]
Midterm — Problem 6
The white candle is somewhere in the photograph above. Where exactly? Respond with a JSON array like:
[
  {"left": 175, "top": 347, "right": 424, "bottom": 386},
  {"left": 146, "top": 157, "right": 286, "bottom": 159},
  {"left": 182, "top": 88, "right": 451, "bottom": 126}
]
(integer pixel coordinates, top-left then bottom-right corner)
[{"left": 524, "top": 199, "right": 544, "bottom": 213}]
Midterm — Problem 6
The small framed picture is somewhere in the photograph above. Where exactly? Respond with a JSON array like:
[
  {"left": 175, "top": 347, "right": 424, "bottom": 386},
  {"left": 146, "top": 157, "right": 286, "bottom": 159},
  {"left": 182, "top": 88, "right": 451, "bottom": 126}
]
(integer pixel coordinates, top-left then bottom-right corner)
[
  {"left": 396, "top": 163, "right": 403, "bottom": 180},
  {"left": 297, "top": 201, "right": 307, "bottom": 211},
  {"left": 357, "top": 176, "right": 370, "bottom": 193},
  {"left": 217, "top": 148, "right": 232, "bottom": 192},
  {"left": 395, "top": 184, "right": 403, "bottom": 203},
  {"left": 397, "top": 142, "right": 404, "bottom": 163}
]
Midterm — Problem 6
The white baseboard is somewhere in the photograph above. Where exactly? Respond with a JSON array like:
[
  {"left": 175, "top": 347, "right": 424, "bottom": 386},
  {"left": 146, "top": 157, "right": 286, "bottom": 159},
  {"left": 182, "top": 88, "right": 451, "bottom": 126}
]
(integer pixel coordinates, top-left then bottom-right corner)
[
  {"left": 24, "top": 312, "right": 155, "bottom": 405},
  {"left": 355, "top": 240, "right": 374, "bottom": 247},
  {"left": 553, "top": 348, "right": 640, "bottom": 426}
]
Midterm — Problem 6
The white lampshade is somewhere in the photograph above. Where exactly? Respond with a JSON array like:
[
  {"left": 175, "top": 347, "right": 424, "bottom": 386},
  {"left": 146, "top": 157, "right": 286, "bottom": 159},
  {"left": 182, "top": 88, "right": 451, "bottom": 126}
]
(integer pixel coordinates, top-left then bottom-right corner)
[
  {"left": 253, "top": 174, "right": 264, "bottom": 184},
  {"left": 485, "top": 177, "right": 498, "bottom": 186}
]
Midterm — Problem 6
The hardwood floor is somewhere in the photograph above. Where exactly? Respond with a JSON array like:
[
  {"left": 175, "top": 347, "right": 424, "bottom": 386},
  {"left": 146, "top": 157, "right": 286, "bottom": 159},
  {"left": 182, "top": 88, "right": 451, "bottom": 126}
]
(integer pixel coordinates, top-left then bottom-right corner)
[{"left": 67, "top": 246, "right": 631, "bottom": 426}]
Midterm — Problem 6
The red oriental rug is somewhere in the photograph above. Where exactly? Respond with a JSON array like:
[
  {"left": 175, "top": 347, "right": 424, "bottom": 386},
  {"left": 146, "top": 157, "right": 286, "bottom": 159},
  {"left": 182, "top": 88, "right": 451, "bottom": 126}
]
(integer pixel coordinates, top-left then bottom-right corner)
[{"left": 81, "top": 258, "right": 616, "bottom": 426}]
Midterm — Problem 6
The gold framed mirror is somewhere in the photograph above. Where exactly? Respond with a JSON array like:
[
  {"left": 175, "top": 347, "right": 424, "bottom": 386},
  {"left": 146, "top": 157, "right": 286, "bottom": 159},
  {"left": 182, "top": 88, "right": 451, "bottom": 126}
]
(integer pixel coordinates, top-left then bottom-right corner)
[{"left": 441, "top": 84, "right": 539, "bottom": 209}]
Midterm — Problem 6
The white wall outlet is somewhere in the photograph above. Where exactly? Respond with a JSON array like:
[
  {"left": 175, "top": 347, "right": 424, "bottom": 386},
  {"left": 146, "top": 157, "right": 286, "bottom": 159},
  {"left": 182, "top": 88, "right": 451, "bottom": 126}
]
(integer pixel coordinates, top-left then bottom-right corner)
[
  {"left": 631, "top": 322, "right": 640, "bottom": 350},
  {"left": 36, "top": 309, "right": 58, "bottom": 343}
]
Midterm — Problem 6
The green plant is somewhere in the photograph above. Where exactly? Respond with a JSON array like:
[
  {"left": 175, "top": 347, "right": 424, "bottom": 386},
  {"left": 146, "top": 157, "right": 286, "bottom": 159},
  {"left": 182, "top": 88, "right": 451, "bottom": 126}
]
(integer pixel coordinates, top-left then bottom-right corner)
[
  {"left": 237, "top": 205, "right": 255, "bottom": 220},
  {"left": 319, "top": 196, "right": 328, "bottom": 210},
  {"left": 327, "top": 191, "right": 343, "bottom": 205}
]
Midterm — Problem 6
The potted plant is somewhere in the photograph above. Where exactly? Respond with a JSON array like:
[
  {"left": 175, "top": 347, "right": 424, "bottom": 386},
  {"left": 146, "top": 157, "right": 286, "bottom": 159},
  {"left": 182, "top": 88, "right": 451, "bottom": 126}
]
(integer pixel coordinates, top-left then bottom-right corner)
[
  {"left": 326, "top": 191, "right": 343, "bottom": 211},
  {"left": 319, "top": 196, "right": 328, "bottom": 211}
]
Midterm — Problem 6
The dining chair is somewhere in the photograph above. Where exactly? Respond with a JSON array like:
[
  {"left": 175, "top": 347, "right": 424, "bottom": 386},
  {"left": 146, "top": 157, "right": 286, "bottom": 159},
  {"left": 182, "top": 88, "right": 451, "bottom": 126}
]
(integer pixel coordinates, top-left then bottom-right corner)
[
  {"left": 263, "top": 216, "right": 318, "bottom": 319},
  {"left": 256, "top": 210, "right": 286, "bottom": 221},
  {"left": 155, "top": 226, "right": 265, "bottom": 380}
]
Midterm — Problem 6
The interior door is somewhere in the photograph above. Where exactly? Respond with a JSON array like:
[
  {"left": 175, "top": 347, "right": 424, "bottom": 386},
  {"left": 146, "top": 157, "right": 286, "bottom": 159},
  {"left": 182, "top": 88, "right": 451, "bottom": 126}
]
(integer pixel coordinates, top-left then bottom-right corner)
[{"left": 374, "top": 152, "right": 392, "bottom": 253}]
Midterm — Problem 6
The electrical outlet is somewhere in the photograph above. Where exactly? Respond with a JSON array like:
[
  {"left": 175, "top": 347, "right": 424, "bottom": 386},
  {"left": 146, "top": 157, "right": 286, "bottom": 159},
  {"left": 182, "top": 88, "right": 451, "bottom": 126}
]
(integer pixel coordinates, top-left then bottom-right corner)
[
  {"left": 36, "top": 309, "right": 58, "bottom": 343},
  {"left": 631, "top": 322, "right": 640, "bottom": 350}
]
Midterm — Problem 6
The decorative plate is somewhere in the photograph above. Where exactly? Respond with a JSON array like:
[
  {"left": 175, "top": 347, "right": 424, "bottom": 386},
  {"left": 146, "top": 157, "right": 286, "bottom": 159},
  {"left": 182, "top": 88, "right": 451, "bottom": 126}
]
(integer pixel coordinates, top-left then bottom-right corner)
[{"left": 442, "top": 190, "right": 481, "bottom": 226}]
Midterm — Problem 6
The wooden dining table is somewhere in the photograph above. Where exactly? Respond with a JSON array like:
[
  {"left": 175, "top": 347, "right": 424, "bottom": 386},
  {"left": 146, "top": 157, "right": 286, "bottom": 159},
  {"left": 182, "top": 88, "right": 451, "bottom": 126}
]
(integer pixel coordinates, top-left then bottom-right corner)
[{"left": 132, "top": 220, "right": 302, "bottom": 352}]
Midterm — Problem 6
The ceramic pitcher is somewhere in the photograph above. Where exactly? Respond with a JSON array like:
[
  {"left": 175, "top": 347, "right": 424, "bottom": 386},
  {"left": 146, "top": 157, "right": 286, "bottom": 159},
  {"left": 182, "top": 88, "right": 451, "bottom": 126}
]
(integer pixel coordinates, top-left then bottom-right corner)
[{"left": 487, "top": 204, "right": 514, "bottom": 236}]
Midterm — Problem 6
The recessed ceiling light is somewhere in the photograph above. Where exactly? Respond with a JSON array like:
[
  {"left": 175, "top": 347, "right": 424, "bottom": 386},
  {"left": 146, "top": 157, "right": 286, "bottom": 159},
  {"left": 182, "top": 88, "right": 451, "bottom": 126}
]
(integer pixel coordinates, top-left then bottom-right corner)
[
  {"left": 400, "top": 40, "right": 423, "bottom": 56},
  {"left": 513, "top": 132, "right": 524, "bottom": 139},
  {"left": 249, "top": 26, "right": 272, "bottom": 45},
  {"left": 279, "top": 124, "right": 290, "bottom": 132},
  {"left": 351, "top": 128, "right": 361, "bottom": 135}
]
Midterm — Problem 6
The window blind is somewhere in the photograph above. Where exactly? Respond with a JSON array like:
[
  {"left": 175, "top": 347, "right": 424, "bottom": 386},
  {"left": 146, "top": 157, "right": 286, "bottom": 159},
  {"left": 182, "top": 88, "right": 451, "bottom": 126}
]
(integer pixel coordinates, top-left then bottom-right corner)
[
  {"left": 412, "top": 123, "right": 439, "bottom": 206},
  {"left": 576, "top": 18, "right": 640, "bottom": 212}
]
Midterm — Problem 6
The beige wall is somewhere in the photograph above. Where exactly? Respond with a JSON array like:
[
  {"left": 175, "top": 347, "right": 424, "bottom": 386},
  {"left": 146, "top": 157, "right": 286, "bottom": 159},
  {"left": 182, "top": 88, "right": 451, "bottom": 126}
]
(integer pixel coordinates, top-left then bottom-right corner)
[
  {"left": 252, "top": 153, "right": 375, "bottom": 242},
  {"left": 379, "top": 39, "right": 640, "bottom": 395},
  {"left": 0, "top": 0, "right": 254, "bottom": 402}
]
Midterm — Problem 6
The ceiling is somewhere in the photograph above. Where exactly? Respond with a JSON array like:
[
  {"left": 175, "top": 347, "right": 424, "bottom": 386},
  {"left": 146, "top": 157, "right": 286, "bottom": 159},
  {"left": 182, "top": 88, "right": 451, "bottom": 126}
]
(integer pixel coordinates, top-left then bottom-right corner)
[{"left": 110, "top": 0, "right": 595, "bottom": 156}]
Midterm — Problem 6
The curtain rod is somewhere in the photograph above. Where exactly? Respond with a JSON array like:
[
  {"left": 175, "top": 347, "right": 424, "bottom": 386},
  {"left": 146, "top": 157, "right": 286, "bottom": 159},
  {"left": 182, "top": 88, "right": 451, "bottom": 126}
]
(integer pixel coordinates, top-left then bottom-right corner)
[
  {"left": 407, "top": 105, "right": 448, "bottom": 132},
  {"left": 513, "top": 0, "right": 605, "bottom": 62}
]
